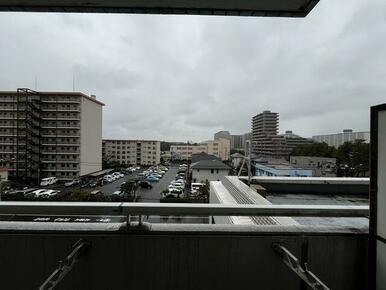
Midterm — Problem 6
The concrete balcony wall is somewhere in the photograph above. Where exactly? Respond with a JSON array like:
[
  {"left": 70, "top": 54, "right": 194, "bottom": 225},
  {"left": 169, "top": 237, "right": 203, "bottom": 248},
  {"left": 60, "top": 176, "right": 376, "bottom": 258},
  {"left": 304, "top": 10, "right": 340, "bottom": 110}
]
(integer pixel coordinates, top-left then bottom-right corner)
[{"left": 0, "top": 224, "right": 368, "bottom": 290}]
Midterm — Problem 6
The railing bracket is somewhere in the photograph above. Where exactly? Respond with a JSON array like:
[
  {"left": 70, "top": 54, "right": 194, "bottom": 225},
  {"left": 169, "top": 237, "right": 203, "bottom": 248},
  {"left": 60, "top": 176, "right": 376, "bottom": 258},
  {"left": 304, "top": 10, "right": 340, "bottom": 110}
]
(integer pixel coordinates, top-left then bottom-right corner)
[
  {"left": 272, "top": 243, "right": 330, "bottom": 290},
  {"left": 39, "top": 239, "right": 91, "bottom": 290}
]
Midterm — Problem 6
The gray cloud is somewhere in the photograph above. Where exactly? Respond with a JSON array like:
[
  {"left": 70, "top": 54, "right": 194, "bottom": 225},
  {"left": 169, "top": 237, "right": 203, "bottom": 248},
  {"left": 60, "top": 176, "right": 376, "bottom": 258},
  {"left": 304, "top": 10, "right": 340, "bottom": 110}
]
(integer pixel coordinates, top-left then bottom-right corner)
[{"left": 0, "top": 0, "right": 385, "bottom": 142}]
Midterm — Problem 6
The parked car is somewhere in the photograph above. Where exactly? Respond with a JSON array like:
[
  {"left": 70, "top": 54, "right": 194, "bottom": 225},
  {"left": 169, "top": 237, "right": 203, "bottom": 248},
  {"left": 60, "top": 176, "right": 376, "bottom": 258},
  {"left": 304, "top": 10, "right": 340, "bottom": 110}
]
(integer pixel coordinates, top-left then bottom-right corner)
[
  {"left": 40, "top": 177, "right": 58, "bottom": 186},
  {"left": 139, "top": 181, "right": 153, "bottom": 189},
  {"left": 40, "top": 190, "right": 60, "bottom": 198},
  {"left": 146, "top": 176, "right": 159, "bottom": 182},
  {"left": 64, "top": 179, "right": 80, "bottom": 187},
  {"left": 90, "top": 190, "right": 102, "bottom": 195},
  {"left": 32, "top": 189, "right": 50, "bottom": 197},
  {"left": 150, "top": 173, "right": 162, "bottom": 179},
  {"left": 22, "top": 188, "right": 38, "bottom": 197},
  {"left": 103, "top": 175, "right": 113, "bottom": 183},
  {"left": 89, "top": 180, "right": 98, "bottom": 188}
]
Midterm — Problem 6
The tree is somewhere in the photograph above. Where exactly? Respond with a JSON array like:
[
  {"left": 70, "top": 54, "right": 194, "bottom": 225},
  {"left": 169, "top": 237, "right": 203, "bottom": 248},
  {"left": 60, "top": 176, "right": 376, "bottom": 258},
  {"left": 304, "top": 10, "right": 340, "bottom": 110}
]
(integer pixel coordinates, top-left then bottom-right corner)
[
  {"left": 291, "top": 140, "right": 369, "bottom": 177},
  {"left": 291, "top": 142, "right": 336, "bottom": 158},
  {"left": 120, "top": 181, "right": 138, "bottom": 198},
  {"left": 336, "top": 140, "right": 369, "bottom": 177}
]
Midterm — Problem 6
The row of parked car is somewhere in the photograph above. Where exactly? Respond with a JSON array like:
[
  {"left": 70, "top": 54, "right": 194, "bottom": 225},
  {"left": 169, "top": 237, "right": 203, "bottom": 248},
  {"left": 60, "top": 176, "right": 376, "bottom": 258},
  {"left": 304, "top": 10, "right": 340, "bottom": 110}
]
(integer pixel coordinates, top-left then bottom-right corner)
[
  {"left": 103, "top": 172, "right": 125, "bottom": 183},
  {"left": 4, "top": 187, "right": 61, "bottom": 198},
  {"left": 163, "top": 164, "right": 187, "bottom": 197},
  {"left": 139, "top": 166, "right": 169, "bottom": 182}
]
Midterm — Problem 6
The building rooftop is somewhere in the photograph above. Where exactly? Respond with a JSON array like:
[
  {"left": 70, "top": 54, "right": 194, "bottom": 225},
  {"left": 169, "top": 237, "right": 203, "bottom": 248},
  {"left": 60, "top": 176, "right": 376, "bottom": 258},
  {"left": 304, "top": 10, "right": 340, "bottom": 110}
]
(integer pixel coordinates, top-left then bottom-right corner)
[
  {"left": 231, "top": 153, "right": 244, "bottom": 158},
  {"left": 0, "top": 90, "right": 105, "bottom": 106},
  {"left": 191, "top": 152, "right": 219, "bottom": 163},
  {"left": 191, "top": 160, "right": 231, "bottom": 170}
]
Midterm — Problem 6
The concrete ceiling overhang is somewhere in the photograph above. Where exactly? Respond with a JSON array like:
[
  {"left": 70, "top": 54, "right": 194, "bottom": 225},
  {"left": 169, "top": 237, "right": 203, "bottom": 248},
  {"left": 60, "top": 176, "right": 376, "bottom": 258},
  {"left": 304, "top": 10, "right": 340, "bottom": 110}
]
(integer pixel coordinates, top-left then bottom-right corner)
[{"left": 0, "top": 0, "right": 320, "bottom": 17}]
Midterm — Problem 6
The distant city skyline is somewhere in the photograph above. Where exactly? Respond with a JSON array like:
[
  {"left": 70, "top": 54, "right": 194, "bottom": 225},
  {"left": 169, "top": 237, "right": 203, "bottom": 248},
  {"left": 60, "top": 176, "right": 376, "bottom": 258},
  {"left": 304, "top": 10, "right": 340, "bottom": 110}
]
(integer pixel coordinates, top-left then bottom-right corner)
[{"left": 0, "top": 0, "right": 384, "bottom": 141}]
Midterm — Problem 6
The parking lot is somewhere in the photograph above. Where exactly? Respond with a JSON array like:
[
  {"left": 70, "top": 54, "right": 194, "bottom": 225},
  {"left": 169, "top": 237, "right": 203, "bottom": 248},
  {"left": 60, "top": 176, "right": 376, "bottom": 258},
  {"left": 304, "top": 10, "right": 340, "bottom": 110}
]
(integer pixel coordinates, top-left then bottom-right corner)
[
  {"left": 2, "top": 164, "right": 209, "bottom": 224},
  {"left": 95, "top": 166, "right": 179, "bottom": 202}
]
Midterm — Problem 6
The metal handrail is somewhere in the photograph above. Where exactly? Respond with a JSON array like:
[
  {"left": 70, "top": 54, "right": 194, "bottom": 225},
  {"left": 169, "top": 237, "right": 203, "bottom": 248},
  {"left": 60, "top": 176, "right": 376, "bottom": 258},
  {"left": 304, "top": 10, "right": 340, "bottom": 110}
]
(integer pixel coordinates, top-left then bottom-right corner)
[{"left": 0, "top": 202, "right": 369, "bottom": 217}]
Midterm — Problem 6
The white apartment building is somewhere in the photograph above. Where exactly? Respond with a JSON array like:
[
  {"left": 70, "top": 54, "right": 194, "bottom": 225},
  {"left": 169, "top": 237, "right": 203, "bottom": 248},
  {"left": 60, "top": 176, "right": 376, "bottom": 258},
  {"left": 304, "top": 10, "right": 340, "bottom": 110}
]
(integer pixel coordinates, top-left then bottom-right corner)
[
  {"left": 170, "top": 138, "right": 230, "bottom": 161},
  {"left": 0, "top": 90, "right": 103, "bottom": 182},
  {"left": 102, "top": 139, "right": 161, "bottom": 166},
  {"left": 312, "top": 129, "right": 370, "bottom": 148}
]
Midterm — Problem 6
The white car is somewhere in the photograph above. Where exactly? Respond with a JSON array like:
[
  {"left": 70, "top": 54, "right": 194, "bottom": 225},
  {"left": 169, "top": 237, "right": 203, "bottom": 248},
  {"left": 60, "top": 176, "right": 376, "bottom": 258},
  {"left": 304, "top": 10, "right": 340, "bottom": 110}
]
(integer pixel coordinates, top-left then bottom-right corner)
[
  {"left": 32, "top": 189, "right": 50, "bottom": 197},
  {"left": 40, "top": 177, "right": 58, "bottom": 186},
  {"left": 171, "top": 180, "right": 184, "bottom": 185},
  {"left": 172, "top": 183, "right": 184, "bottom": 189},
  {"left": 112, "top": 190, "right": 123, "bottom": 196},
  {"left": 191, "top": 183, "right": 204, "bottom": 192},
  {"left": 103, "top": 175, "right": 114, "bottom": 183},
  {"left": 40, "top": 190, "right": 60, "bottom": 198},
  {"left": 111, "top": 172, "right": 122, "bottom": 179}
]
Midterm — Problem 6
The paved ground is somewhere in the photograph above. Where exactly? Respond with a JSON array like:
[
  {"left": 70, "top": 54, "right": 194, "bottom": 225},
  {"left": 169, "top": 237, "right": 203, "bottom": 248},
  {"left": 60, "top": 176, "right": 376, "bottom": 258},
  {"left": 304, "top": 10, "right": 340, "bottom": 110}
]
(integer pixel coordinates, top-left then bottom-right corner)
[
  {"left": 137, "top": 167, "right": 178, "bottom": 202},
  {"left": 98, "top": 166, "right": 209, "bottom": 224},
  {"left": 92, "top": 166, "right": 178, "bottom": 201}
]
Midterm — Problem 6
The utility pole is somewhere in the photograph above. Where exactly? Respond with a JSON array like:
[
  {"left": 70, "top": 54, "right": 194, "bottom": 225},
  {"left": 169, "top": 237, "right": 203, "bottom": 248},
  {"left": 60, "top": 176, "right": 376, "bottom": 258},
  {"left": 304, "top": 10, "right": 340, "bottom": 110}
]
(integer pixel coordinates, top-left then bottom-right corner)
[{"left": 237, "top": 140, "right": 252, "bottom": 185}]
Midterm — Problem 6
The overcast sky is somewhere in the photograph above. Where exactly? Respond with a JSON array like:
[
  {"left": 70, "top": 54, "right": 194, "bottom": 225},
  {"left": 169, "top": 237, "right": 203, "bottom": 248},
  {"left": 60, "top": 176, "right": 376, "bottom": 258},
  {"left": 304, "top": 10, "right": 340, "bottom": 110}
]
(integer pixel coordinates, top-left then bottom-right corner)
[{"left": 0, "top": 0, "right": 385, "bottom": 142}]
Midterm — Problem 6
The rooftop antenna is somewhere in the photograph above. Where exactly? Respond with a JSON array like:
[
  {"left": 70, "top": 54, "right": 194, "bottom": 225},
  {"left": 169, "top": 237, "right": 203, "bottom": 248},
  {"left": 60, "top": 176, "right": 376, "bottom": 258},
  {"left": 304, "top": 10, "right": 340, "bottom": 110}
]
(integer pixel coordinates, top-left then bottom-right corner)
[
  {"left": 34, "top": 75, "right": 38, "bottom": 90},
  {"left": 72, "top": 74, "right": 75, "bottom": 92}
]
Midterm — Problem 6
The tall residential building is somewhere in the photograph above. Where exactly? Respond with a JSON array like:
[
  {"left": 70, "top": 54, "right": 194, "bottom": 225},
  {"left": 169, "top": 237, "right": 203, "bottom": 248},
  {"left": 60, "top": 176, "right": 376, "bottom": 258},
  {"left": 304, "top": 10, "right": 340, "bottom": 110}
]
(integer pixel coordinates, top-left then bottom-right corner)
[
  {"left": 251, "top": 111, "right": 312, "bottom": 158},
  {"left": 102, "top": 139, "right": 161, "bottom": 166},
  {"left": 230, "top": 134, "right": 243, "bottom": 150},
  {"left": 251, "top": 110, "right": 279, "bottom": 157},
  {"left": 214, "top": 130, "right": 231, "bottom": 141},
  {"left": 170, "top": 138, "right": 230, "bottom": 161},
  {"left": 0, "top": 90, "right": 104, "bottom": 182},
  {"left": 312, "top": 129, "right": 370, "bottom": 148}
]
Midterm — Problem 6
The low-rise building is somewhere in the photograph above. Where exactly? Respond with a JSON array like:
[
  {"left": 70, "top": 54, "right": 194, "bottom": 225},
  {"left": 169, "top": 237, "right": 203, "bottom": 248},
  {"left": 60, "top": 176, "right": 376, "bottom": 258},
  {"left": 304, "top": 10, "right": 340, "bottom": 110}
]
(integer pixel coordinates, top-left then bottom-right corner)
[
  {"left": 231, "top": 153, "right": 244, "bottom": 168},
  {"left": 203, "top": 138, "right": 230, "bottom": 161},
  {"left": 190, "top": 160, "right": 231, "bottom": 183},
  {"left": 191, "top": 152, "right": 219, "bottom": 163},
  {"left": 170, "top": 138, "right": 230, "bottom": 161},
  {"left": 102, "top": 139, "right": 160, "bottom": 166},
  {"left": 312, "top": 129, "right": 370, "bottom": 148},
  {"left": 254, "top": 159, "right": 313, "bottom": 177},
  {"left": 170, "top": 144, "right": 207, "bottom": 160},
  {"left": 290, "top": 156, "right": 336, "bottom": 177}
]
